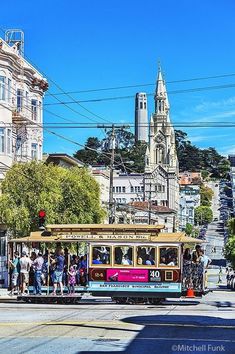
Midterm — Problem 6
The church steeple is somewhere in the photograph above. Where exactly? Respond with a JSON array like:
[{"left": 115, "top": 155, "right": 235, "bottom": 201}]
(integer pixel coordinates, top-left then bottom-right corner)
[{"left": 154, "top": 63, "right": 169, "bottom": 115}]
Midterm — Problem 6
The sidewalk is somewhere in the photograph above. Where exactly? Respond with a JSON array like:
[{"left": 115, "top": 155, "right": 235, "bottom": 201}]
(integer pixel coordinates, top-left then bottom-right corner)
[{"left": 0, "top": 288, "right": 17, "bottom": 301}]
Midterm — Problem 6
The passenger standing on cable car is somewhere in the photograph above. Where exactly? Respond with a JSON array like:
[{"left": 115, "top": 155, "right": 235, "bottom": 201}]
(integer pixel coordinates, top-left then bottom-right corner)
[
  {"left": 32, "top": 252, "right": 44, "bottom": 295},
  {"left": 51, "top": 249, "right": 65, "bottom": 295}
]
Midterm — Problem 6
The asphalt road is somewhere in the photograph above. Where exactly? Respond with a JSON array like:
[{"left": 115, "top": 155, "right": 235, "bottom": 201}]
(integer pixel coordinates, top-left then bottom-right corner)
[
  {"left": 0, "top": 285, "right": 234, "bottom": 354},
  {"left": 205, "top": 221, "right": 225, "bottom": 262}
]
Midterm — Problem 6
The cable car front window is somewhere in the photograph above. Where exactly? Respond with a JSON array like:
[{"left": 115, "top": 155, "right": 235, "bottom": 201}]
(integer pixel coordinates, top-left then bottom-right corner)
[{"left": 92, "top": 246, "right": 111, "bottom": 265}]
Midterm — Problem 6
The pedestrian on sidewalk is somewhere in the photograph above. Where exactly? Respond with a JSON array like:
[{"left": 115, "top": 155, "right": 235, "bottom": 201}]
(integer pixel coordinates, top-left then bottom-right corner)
[{"left": 218, "top": 266, "right": 223, "bottom": 284}]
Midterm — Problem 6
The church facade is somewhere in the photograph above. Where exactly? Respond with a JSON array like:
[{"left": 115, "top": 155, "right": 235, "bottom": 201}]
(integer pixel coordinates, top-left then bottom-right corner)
[
  {"left": 113, "top": 66, "right": 179, "bottom": 228},
  {"left": 144, "top": 67, "right": 179, "bottom": 214}
]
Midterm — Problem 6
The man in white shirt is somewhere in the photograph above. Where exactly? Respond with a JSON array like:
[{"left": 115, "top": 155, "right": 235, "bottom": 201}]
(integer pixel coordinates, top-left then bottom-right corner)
[
  {"left": 19, "top": 251, "right": 31, "bottom": 294},
  {"left": 199, "top": 249, "right": 211, "bottom": 269}
]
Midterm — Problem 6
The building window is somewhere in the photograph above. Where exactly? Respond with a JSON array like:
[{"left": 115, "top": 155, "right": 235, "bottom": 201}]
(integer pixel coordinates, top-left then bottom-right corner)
[
  {"left": 113, "top": 187, "right": 115, "bottom": 192},
  {"left": 0, "top": 76, "right": 5, "bottom": 101},
  {"left": 131, "top": 186, "right": 134, "bottom": 193},
  {"left": 17, "top": 89, "right": 23, "bottom": 112},
  {"left": 38, "top": 101, "right": 42, "bottom": 122},
  {"left": 0, "top": 128, "right": 5, "bottom": 153},
  {"left": 140, "top": 102, "right": 143, "bottom": 109},
  {"left": 8, "top": 79, "right": 11, "bottom": 102},
  {"left": 122, "top": 186, "right": 126, "bottom": 193},
  {"left": 31, "top": 143, "right": 37, "bottom": 160},
  {"left": 165, "top": 217, "right": 167, "bottom": 223},
  {"left": 31, "top": 99, "right": 37, "bottom": 121},
  {"left": 144, "top": 102, "right": 146, "bottom": 109},
  {"left": 25, "top": 91, "right": 29, "bottom": 107},
  {"left": 7, "top": 129, "right": 11, "bottom": 155},
  {"left": 16, "top": 137, "right": 22, "bottom": 157},
  {"left": 141, "top": 186, "right": 144, "bottom": 192}
]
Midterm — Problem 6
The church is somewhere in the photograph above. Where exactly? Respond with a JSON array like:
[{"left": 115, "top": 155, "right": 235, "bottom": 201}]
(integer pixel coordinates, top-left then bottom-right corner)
[
  {"left": 113, "top": 66, "right": 179, "bottom": 229},
  {"left": 143, "top": 66, "right": 179, "bottom": 213}
]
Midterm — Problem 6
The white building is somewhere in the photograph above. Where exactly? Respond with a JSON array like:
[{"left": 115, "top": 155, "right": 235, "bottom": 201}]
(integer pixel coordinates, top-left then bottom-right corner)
[
  {"left": 113, "top": 66, "right": 179, "bottom": 228},
  {"left": 0, "top": 31, "right": 48, "bottom": 288},
  {"left": 92, "top": 166, "right": 110, "bottom": 210},
  {"left": 179, "top": 185, "right": 200, "bottom": 230},
  {"left": 113, "top": 172, "right": 144, "bottom": 205},
  {"left": 0, "top": 34, "right": 48, "bottom": 180},
  {"left": 145, "top": 67, "right": 179, "bottom": 212}
]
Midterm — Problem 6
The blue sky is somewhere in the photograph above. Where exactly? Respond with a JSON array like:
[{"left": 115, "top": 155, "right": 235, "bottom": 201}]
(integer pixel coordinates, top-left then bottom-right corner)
[{"left": 1, "top": 0, "right": 235, "bottom": 156}]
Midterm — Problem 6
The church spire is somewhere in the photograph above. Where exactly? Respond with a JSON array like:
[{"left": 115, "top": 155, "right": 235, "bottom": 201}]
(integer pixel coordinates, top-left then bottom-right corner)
[{"left": 154, "top": 63, "right": 169, "bottom": 114}]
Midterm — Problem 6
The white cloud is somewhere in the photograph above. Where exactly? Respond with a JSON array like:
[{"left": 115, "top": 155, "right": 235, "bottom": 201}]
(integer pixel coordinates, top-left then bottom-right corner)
[{"left": 195, "top": 96, "right": 235, "bottom": 113}]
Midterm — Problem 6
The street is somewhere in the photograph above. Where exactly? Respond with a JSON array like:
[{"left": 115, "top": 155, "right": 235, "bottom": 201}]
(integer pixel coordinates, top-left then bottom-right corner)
[
  {"left": 205, "top": 221, "right": 225, "bottom": 263},
  {"left": 0, "top": 280, "right": 234, "bottom": 354}
]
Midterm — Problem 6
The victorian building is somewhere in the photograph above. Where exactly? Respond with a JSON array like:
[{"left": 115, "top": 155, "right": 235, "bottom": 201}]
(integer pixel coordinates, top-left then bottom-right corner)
[{"left": 0, "top": 31, "right": 48, "bottom": 288}]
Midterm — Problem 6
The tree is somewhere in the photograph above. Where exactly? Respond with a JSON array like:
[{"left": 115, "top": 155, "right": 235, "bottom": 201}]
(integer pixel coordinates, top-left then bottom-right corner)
[
  {"left": 185, "top": 223, "right": 193, "bottom": 236},
  {"left": 194, "top": 206, "right": 213, "bottom": 225},
  {"left": 74, "top": 129, "right": 147, "bottom": 173},
  {"left": 224, "top": 218, "right": 235, "bottom": 268},
  {"left": 175, "top": 130, "right": 227, "bottom": 175},
  {"left": 0, "top": 161, "right": 106, "bottom": 237},
  {"left": 224, "top": 236, "right": 235, "bottom": 268},
  {"left": 74, "top": 137, "right": 105, "bottom": 166},
  {"left": 200, "top": 184, "right": 214, "bottom": 207}
]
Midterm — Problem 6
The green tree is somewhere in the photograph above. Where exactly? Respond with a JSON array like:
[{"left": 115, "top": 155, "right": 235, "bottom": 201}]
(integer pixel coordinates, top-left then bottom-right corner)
[
  {"left": 194, "top": 206, "right": 213, "bottom": 225},
  {"left": 185, "top": 223, "right": 193, "bottom": 236},
  {"left": 74, "top": 137, "right": 105, "bottom": 166},
  {"left": 74, "top": 129, "right": 147, "bottom": 173},
  {"left": 0, "top": 161, "right": 106, "bottom": 237},
  {"left": 175, "top": 130, "right": 227, "bottom": 175},
  {"left": 224, "top": 236, "right": 235, "bottom": 268},
  {"left": 224, "top": 218, "right": 235, "bottom": 268},
  {"left": 200, "top": 184, "right": 214, "bottom": 207}
]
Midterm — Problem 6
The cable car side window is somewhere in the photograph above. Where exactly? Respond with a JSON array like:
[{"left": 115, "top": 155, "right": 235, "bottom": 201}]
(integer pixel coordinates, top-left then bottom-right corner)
[
  {"left": 92, "top": 246, "right": 111, "bottom": 265},
  {"left": 114, "top": 246, "right": 133, "bottom": 266},
  {"left": 159, "top": 247, "right": 178, "bottom": 267},
  {"left": 136, "top": 246, "right": 156, "bottom": 266}
]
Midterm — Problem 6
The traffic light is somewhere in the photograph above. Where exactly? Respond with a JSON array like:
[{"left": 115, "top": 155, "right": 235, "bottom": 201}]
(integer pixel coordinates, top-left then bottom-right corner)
[{"left": 38, "top": 210, "right": 46, "bottom": 230}]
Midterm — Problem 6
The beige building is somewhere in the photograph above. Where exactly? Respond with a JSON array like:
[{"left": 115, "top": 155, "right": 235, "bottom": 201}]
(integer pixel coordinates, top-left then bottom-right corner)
[
  {"left": 0, "top": 31, "right": 48, "bottom": 287},
  {"left": 0, "top": 33, "right": 48, "bottom": 180}
]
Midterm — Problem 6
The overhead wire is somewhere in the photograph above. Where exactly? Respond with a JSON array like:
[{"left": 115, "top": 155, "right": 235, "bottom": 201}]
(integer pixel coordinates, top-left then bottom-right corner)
[
  {"left": 44, "top": 82, "right": 235, "bottom": 105},
  {"left": 0, "top": 27, "right": 111, "bottom": 124},
  {"left": 47, "top": 73, "right": 235, "bottom": 95}
]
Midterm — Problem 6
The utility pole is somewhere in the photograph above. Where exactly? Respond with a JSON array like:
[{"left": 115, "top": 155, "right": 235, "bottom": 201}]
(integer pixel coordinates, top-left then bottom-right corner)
[
  {"left": 148, "top": 180, "right": 152, "bottom": 225},
  {"left": 109, "top": 124, "right": 115, "bottom": 224},
  {"left": 97, "top": 124, "right": 130, "bottom": 224}
]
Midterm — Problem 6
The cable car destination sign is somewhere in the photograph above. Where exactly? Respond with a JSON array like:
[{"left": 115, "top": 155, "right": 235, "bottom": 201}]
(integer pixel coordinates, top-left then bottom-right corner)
[{"left": 59, "top": 233, "right": 151, "bottom": 241}]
